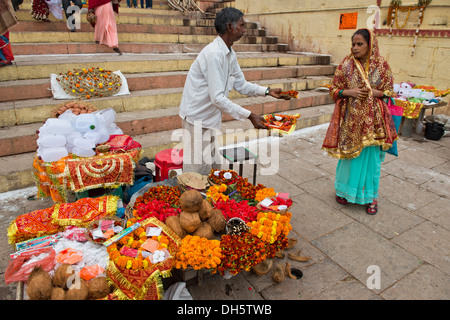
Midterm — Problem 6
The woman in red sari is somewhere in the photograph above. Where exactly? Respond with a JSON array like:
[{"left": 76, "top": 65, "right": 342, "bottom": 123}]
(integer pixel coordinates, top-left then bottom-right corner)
[
  {"left": 322, "top": 29, "right": 397, "bottom": 215},
  {"left": 0, "top": 0, "right": 17, "bottom": 66},
  {"left": 0, "top": 30, "right": 13, "bottom": 66},
  {"left": 88, "top": 0, "right": 122, "bottom": 55}
]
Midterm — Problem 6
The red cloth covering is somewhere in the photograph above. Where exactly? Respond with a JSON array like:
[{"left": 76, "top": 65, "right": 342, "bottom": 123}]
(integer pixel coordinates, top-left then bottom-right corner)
[
  {"left": 7, "top": 206, "right": 61, "bottom": 245},
  {"left": 33, "top": 146, "right": 140, "bottom": 203},
  {"left": 7, "top": 195, "right": 118, "bottom": 245},
  {"left": 65, "top": 153, "right": 136, "bottom": 192},
  {"left": 52, "top": 195, "right": 118, "bottom": 227},
  {"left": 107, "top": 218, "right": 180, "bottom": 300}
]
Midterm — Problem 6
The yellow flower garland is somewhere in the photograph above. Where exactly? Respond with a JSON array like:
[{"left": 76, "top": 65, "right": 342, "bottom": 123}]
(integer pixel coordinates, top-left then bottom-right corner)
[
  {"left": 247, "top": 211, "right": 292, "bottom": 244},
  {"left": 174, "top": 235, "right": 222, "bottom": 271},
  {"left": 205, "top": 184, "right": 229, "bottom": 203}
]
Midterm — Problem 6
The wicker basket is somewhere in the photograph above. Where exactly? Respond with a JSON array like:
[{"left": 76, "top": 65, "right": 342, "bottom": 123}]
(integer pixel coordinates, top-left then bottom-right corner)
[
  {"left": 256, "top": 197, "right": 291, "bottom": 214},
  {"left": 84, "top": 216, "right": 126, "bottom": 244}
]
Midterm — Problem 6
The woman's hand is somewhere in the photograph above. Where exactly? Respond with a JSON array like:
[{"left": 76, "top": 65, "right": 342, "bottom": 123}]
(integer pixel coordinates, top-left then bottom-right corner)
[{"left": 345, "top": 87, "right": 370, "bottom": 100}]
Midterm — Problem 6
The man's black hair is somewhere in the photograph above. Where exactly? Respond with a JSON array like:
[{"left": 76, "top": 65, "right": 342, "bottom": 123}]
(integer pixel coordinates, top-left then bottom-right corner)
[{"left": 214, "top": 7, "right": 244, "bottom": 35}]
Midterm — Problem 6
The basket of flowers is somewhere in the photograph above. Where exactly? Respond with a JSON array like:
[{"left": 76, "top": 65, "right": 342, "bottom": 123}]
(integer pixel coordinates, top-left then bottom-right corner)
[{"left": 262, "top": 113, "right": 301, "bottom": 136}]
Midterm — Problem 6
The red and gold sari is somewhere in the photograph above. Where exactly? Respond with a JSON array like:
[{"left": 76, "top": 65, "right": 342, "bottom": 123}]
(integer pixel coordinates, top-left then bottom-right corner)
[{"left": 322, "top": 29, "right": 398, "bottom": 159}]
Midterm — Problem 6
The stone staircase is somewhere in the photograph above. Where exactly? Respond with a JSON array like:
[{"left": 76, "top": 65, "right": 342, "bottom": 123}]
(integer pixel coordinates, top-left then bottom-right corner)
[{"left": 0, "top": 0, "right": 336, "bottom": 193}]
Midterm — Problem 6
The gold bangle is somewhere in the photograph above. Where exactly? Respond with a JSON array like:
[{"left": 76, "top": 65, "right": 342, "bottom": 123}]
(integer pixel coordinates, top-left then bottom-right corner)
[{"left": 383, "top": 90, "right": 392, "bottom": 97}]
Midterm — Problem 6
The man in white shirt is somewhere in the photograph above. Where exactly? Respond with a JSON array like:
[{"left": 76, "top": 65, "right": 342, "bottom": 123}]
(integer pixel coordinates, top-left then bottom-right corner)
[{"left": 179, "top": 7, "right": 289, "bottom": 175}]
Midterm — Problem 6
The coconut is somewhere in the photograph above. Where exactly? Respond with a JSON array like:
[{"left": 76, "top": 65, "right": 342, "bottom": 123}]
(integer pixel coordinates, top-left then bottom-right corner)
[
  {"left": 198, "top": 199, "right": 213, "bottom": 221},
  {"left": 66, "top": 279, "right": 89, "bottom": 300},
  {"left": 192, "top": 222, "right": 214, "bottom": 239},
  {"left": 207, "top": 209, "right": 226, "bottom": 232},
  {"left": 51, "top": 287, "right": 66, "bottom": 300},
  {"left": 88, "top": 277, "right": 110, "bottom": 300},
  {"left": 179, "top": 190, "right": 203, "bottom": 213},
  {"left": 53, "top": 264, "right": 75, "bottom": 290},
  {"left": 26, "top": 266, "right": 52, "bottom": 300},
  {"left": 179, "top": 211, "right": 201, "bottom": 233},
  {"left": 165, "top": 215, "right": 186, "bottom": 239}
]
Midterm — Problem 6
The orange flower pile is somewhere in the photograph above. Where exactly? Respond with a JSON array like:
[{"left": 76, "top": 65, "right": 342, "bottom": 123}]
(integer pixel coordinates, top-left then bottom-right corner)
[
  {"left": 174, "top": 235, "right": 222, "bottom": 270},
  {"left": 247, "top": 211, "right": 292, "bottom": 244},
  {"left": 106, "top": 220, "right": 170, "bottom": 270},
  {"left": 205, "top": 183, "right": 228, "bottom": 203},
  {"left": 255, "top": 187, "right": 276, "bottom": 202}
]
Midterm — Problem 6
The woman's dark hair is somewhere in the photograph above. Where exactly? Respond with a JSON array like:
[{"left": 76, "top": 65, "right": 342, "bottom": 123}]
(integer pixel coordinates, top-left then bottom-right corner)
[
  {"left": 214, "top": 7, "right": 244, "bottom": 35},
  {"left": 352, "top": 29, "right": 370, "bottom": 45}
]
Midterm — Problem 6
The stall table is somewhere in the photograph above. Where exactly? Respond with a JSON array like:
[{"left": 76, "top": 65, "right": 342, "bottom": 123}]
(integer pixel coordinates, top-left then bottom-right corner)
[{"left": 396, "top": 100, "right": 447, "bottom": 137}]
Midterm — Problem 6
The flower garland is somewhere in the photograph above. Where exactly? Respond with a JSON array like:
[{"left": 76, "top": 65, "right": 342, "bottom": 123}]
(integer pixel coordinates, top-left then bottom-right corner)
[
  {"left": 133, "top": 199, "right": 180, "bottom": 222},
  {"left": 255, "top": 187, "right": 276, "bottom": 202},
  {"left": 106, "top": 219, "right": 170, "bottom": 271},
  {"left": 133, "top": 185, "right": 181, "bottom": 210},
  {"left": 214, "top": 198, "right": 259, "bottom": 223},
  {"left": 205, "top": 184, "right": 229, "bottom": 203},
  {"left": 218, "top": 231, "right": 288, "bottom": 275},
  {"left": 247, "top": 211, "right": 292, "bottom": 244},
  {"left": 56, "top": 67, "right": 122, "bottom": 100},
  {"left": 412, "top": 4, "right": 427, "bottom": 56},
  {"left": 234, "top": 177, "right": 266, "bottom": 200},
  {"left": 174, "top": 235, "right": 222, "bottom": 270}
]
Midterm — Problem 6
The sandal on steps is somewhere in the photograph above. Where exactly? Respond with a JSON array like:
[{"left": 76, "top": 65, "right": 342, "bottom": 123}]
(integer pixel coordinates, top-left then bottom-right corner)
[{"left": 366, "top": 202, "right": 378, "bottom": 215}]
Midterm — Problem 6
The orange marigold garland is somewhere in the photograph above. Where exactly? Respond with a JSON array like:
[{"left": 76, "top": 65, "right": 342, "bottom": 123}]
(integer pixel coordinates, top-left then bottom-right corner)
[
  {"left": 174, "top": 235, "right": 222, "bottom": 271},
  {"left": 247, "top": 211, "right": 292, "bottom": 244},
  {"left": 205, "top": 183, "right": 229, "bottom": 203},
  {"left": 254, "top": 187, "right": 276, "bottom": 202}
]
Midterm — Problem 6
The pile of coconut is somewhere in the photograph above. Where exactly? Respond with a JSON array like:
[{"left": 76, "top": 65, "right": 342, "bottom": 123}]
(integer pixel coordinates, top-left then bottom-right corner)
[
  {"left": 26, "top": 264, "right": 111, "bottom": 300},
  {"left": 165, "top": 190, "right": 226, "bottom": 240}
]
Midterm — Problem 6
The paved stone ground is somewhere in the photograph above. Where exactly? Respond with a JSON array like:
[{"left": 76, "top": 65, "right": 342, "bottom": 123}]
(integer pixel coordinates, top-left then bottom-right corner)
[{"left": 1, "top": 124, "right": 449, "bottom": 300}]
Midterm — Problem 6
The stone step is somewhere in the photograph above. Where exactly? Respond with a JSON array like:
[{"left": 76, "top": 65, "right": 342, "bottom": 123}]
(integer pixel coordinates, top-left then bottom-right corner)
[
  {"left": 10, "top": 32, "right": 280, "bottom": 50},
  {"left": 0, "top": 102, "right": 335, "bottom": 194},
  {"left": 13, "top": 11, "right": 257, "bottom": 30},
  {"left": 14, "top": 9, "right": 257, "bottom": 27},
  {"left": 0, "top": 75, "right": 332, "bottom": 127},
  {"left": 18, "top": 1, "right": 173, "bottom": 15},
  {"left": 0, "top": 51, "right": 331, "bottom": 82},
  {"left": 0, "top": 65, "right": 335, "bottom": 102},
  {"left": 11, "top": 42, "right": 287, "bottom": 56}
]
